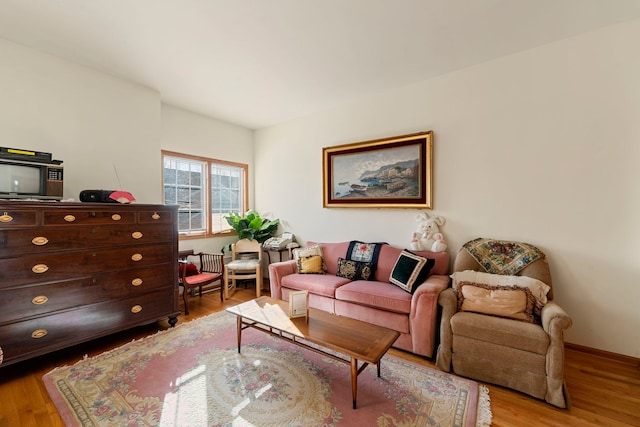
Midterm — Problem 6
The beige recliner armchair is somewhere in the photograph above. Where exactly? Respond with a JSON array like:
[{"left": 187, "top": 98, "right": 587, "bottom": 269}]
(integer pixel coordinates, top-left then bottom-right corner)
[{"left": 436, "top": 238, "right": 572, "bottom": 408}]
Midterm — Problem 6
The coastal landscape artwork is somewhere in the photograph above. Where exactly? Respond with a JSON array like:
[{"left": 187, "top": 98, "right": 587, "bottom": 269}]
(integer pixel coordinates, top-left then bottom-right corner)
[{"left": 323, "top": 131, "right": 432, "bottom": 208}]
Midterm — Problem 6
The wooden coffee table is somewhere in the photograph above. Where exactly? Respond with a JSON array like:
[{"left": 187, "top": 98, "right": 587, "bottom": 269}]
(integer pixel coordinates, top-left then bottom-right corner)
[{"left": 226, "top": 296, "right": 400, "bottom": 409}]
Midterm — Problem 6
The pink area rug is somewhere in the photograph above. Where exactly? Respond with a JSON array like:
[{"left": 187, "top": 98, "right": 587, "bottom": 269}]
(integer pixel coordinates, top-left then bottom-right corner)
[{"left": 44, "top": 311, "right": 492, "bottom": 426}]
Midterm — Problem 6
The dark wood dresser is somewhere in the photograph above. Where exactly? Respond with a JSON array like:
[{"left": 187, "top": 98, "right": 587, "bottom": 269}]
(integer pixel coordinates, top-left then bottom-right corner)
[{"left": 0, "top": 201, "right": 179, "bottom": 367}]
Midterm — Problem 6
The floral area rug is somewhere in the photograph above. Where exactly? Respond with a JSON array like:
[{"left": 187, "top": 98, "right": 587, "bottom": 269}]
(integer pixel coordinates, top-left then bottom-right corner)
[{"left": 43, "top": 311, "right": 492, "bottom": 427}]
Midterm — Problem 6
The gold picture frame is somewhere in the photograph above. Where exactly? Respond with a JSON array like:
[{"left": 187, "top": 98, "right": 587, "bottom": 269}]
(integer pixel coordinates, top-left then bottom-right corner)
[{"left": 323, "top": 131, "right": 433, "bottom": 209}]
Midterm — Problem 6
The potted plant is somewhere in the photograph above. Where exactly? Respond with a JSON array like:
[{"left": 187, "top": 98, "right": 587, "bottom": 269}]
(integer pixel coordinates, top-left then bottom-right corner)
[{"left": 221, "top": 210, "right": 279, "bottom": 253}]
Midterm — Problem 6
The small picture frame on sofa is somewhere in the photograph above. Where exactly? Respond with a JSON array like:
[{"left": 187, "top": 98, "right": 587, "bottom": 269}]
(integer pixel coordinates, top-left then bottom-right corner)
[{"left": 289, "top": 290, "right": 309, "bottom": 322}]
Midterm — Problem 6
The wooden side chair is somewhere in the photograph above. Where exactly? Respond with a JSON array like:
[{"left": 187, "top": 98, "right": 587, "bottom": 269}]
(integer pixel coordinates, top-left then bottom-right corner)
[
  {"left": 179, "top": 252, "right": 224, "bottom": 315},
  {"left": 224, "top": 239, "right": 263, "bottom": 299}
]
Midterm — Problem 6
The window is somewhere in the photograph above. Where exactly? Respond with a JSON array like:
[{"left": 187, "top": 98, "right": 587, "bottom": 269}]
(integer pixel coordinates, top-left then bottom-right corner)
[{"left": 162, "top": 150, "right": 247, "bottom": 237}]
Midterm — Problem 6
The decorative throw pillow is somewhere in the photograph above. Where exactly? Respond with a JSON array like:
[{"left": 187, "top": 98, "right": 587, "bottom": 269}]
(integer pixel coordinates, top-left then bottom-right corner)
[
  {"left": 293, "top": 245, "right": 326, "bottom": 273},
  {"left": 179, "top": 262, "right": 199, "bottom": 277},
  {"left": 389, "top": 250, "right": 435, "bottom": 293},
  {"left": 450, "top": 270, "right": 550, "bottom": 317},
  {"left": 346, "top": 241, "right": 385, "bottom": 263},
  {"left": 456, "top": 281, "right": 536, "bottom": 323},
  {"left": 336, "top": 257, "right": 375, "bottom": 281},
  {"left": 297, "top": 255, "right": 325, "bottom": 274}
]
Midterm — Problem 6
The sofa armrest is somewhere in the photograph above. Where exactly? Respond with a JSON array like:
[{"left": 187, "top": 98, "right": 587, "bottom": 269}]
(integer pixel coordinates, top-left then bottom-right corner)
[
  {"left": 541, "top": 301, "right": 572, "bottom": 335},
  {"left": 268, "top": 259, "right": 297, "bottom": 300},
  {"left": 541, "top": 301, "right": 572, "bottom": 407},
  {"left": 435, "top": 287, "right": 457, "bottom": 371},
  {"left": 408, "top": 274, "right": 450, "bottom": 358}
]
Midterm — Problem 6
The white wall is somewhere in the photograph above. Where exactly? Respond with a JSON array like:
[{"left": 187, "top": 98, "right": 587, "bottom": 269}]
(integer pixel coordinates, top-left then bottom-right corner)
[
  {"left": 255, "top": 19, "right": 640, "bottom": 358},
  {"left": 0, "top": 38, "right": 162, "bottom": 203},
  {"left": 161, "top": 104, "right": 254, "bottom": 254},
  {"left": 0, "top": 38, "right": 254, "bottom": 255}
]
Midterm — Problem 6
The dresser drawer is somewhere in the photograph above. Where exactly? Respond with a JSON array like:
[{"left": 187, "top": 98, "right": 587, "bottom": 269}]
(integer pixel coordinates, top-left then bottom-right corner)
[
  {"left": 0, "top": 209, "right": 38, "bottom": 228},
  {"left": 0, "top": 244, "right": 174, "bottom": 287},
  {"left": 42, "top": 209, "right": 136, "bottom": 226},
  {"left": 0, "top": 224, "right": 175, "bottom": 257},
  {"left": 138, "top": 209, "right": 174, "bottom": 224},
  {"left": 0, "top": 287, "right": 175, "bottom": 364},
  {"left": 0, "top": 264, "right": 175, "bottom": 323}
]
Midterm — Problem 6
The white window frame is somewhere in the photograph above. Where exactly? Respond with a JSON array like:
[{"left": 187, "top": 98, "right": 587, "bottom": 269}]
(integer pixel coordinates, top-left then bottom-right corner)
[{"left": 162, "top": 150, "right": 248, "bottom": 238}]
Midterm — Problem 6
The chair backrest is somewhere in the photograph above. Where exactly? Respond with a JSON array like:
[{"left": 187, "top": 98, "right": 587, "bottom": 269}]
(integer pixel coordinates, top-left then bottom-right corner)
[
  {"left": 198, "top": 252, "right": 224, "bottom": 274},
  {"left": 453, "top": 241, "right": 554, "bottom": 300},
  {"left": 231, "top": 239, "right": 263, "bottom": 262}
]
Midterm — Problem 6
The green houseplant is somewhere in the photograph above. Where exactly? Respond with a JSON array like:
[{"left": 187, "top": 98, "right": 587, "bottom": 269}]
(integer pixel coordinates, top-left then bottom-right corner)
[{"left": 221, "top": 210, "right": 279, "bottom": 253}]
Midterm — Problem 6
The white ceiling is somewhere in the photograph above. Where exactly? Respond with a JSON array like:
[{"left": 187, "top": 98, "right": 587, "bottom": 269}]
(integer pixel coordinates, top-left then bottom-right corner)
[{"left": 1, "top": 0, "right": 640, "bottom": 130}]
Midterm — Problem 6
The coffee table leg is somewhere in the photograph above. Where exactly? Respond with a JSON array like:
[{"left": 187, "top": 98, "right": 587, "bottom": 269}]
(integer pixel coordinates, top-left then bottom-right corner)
[
  {"left": 377, "top": 360, "right": 381, "bottom": 377},
  {"left": 236, "top": 315, "right": 242, "bottom": 353},
  {"left": 351, "top": 358, "right": 358, "bottom": 409}
]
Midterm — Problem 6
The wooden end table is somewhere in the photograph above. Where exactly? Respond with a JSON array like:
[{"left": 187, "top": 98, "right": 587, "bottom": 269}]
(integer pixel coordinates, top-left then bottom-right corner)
[{"left": 226, "top": 296, "right": 400, "bottom": 409}]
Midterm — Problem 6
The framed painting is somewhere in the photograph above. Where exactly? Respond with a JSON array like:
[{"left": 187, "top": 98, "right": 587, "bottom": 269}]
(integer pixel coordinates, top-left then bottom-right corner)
[{"left": 323, "top": 131, "right": 433, "bottom": 209}]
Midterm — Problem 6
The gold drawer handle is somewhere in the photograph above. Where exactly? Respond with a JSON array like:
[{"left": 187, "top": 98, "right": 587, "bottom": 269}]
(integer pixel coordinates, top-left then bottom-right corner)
[
  {"left": 0, "top": 212, "right": 13, "bottom": 223},
  {"left": 31, "top": 329, "right": 48, "bottom": 339},
  {"left": 64, "top": 215, "right": 76, "bottom": 222},
  {"left": 32, "top": 236, "right": 49, "bottom": 246},
  {"left": 32, "top": 295, "right": 49, "bottom": 305},
  {"left": 112, "top": 214, "right": 122, "bottom": 221},
  {"left": 32, "top": 264, "right": 49, "bottom": 274},
  {"left": 131, "top": 253, "right": 143, "bottom": 262},
  {"left": 132, "top": 231, "right": 143, "bottom": 239},
  {"left": 131, "top": 278, "right": 143, "bottom": 286},
  {"left": 152, "top": 212, "right": 160, "bottom": 220},
  {"left": 131, "top": 305, "right": 142, "bottom": 314}
]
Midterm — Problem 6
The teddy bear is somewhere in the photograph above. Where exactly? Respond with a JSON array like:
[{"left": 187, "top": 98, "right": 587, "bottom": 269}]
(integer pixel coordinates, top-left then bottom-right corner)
[{"left": 409, "top": 211, "right": 448, "bottom": 253}]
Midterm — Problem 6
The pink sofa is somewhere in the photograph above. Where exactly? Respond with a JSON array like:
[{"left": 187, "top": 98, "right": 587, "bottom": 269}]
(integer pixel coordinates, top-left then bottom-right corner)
[{"left": 268, "top": 241, "right": 450, "bottom": 357}]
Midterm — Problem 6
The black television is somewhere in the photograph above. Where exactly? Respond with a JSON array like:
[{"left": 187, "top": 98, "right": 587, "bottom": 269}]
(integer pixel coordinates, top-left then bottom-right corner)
[{"left": 0, "top": 158, "right": 63, "bottom": 200}]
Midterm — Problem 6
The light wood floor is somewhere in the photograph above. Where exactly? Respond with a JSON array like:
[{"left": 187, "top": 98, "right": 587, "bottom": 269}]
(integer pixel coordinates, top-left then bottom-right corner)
[{"left": 1, "top": 286, "right": 638, "bottom": 427}]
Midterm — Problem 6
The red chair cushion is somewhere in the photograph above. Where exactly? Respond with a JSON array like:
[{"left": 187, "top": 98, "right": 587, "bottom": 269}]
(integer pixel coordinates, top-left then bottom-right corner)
[{"left": 184, "top": 272, "right": 222, "bottom": 286}]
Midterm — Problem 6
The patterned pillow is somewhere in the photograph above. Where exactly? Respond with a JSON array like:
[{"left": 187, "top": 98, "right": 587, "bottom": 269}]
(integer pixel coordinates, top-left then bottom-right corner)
[
  {"left": 389, "top": 250, "right": 435, "bottom": 293},
  {"left": 450, "top": 270, "right": 549, "bottom": 318},
  {"left": 297, "top": 255, "right": 325, "bottom": 274},
  {"left": 346, "top": 241, "right": 384, "bottom": 262},
  {"left": 293, "top": 245, "right": 327, "bottom": 273},
  {"left": 456, "top": 281, "right": 536, "bottom": 323},
  {"left": 336, "top": 257, "right": 375, "bottom": 281}
]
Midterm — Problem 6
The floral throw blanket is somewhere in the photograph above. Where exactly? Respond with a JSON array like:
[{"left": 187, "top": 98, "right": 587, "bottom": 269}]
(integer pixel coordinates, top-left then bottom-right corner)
[{"left": 462, "top": 238, "right": 544, "bottom": 275}]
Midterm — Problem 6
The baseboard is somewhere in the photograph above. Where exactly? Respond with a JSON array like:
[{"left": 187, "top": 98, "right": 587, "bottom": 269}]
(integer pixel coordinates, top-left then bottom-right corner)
[{"left": 565, "top": 342, "right": 640, "bottom": 367}]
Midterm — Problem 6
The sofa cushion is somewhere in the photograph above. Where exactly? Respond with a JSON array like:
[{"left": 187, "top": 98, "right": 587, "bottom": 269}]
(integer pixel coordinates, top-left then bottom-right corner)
[
  {"left": 451, "top": 311, "right": 549, "bottom": 354},
  {"left": 389, "top": 250, "right": 435, "bottom": 293},
  {"left": 336, "top": 257, "right": 375, "bottom": 280},
  {"left": 457, "top": 281, "right": 536, "bottom": 323},
  {"left": 281, "top": 273, "right": 350, "bottom": 298},
  {"left": 335, "top": 280, "right": 412, "bottom": 314},
  {"left": 335, "top": 299, "right": 410, "bottom": 333}
]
